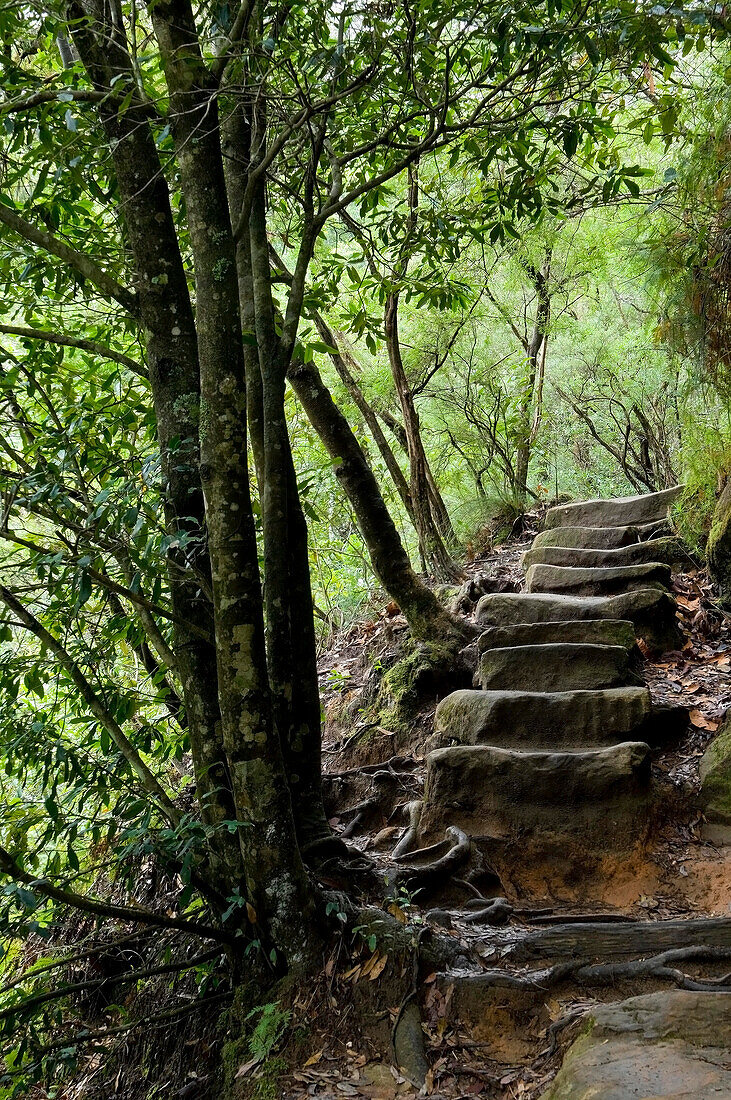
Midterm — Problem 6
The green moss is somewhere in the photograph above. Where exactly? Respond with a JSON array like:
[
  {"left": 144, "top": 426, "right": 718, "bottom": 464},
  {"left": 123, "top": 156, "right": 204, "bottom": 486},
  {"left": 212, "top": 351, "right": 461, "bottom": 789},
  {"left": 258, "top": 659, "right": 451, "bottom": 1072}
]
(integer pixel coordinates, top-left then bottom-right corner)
[
  {"left": 376, "top": 639, "right": 459, "bottom": 735},
  {"left": 700, "top": 715, "right": 731, "bottom": 824}
]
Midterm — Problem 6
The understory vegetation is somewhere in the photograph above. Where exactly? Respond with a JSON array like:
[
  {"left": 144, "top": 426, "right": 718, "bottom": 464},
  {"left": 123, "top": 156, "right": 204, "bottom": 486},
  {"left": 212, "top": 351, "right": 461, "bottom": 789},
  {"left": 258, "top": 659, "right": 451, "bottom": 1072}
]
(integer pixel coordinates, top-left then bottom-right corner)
[{"left": 0, "top": 0, "right": 730, "bottom": 1096}]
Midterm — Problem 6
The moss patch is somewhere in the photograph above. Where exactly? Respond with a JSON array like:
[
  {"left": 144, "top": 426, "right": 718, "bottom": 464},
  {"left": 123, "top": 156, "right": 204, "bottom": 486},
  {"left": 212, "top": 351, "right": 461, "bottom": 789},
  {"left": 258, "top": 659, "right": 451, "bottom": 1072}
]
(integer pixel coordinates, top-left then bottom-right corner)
[
  {"left": 376, "top": 639, "right": 467, "bottom": 737},
  {"left": 700, "top": 713, "right": 731, "bottom": 824}
]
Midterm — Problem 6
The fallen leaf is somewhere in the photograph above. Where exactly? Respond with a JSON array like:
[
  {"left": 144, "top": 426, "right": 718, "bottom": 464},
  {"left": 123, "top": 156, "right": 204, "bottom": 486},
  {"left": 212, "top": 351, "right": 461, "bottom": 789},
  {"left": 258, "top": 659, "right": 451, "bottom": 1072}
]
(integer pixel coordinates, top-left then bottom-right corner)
[
  {"left": 689, "top": 709, "right": 721, "bottom": 732},
  {"left": 369, "top": 953, "right": 388, "bottom": 981},
  {"left": 388, "top": 902, "right": 408, "bottom": 924},
  {"left": 235, "top": 1057, "right": 261, "bottom": 1079}
]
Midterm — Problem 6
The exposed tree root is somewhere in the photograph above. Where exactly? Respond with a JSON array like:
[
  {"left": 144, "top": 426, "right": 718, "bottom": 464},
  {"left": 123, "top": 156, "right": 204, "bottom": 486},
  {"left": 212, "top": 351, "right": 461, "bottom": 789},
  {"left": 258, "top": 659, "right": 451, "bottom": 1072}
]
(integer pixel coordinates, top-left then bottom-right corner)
[
  {"left": 445, "top": 946, "right": 731, "bottom": 994},
  {"left": 392, "top": 826, "right": 471, "bottom": 894},
  {"left": 392, "top": 800, "right": 423, "bottom": 859}
]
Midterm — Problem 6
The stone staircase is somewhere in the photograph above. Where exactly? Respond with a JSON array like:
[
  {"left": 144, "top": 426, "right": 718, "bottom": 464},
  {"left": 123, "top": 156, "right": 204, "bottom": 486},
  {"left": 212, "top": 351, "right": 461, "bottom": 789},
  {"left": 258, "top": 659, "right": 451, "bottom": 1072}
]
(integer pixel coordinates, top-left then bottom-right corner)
[{"left": 417, "top": 486, "right": 689, "bottom": 897}]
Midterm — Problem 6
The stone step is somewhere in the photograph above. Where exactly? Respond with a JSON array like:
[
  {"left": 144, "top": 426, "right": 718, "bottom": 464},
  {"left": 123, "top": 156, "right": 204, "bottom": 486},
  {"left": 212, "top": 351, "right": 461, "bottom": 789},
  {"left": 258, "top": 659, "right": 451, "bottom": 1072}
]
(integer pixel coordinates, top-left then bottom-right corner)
[
  {"left": 476, "top": 589, "right": 681, "bottom": 654},
  {"left": 420, "top": 741, "right": 652, "bottom": 848},
  {"left": 524, "top": 561, "right": 672, "bottom": 597},
  {"left": 541, "top": 991, "right": 731, "bottom": 1100},
  {"left": 477, "top": 643, "right": 643, "bottom": 692},
  {"left": 534, "top": 520, "right": 671, "bottom": 550},
  {"left": 432, "top": 686, "right": 662, "bottom": 751},
  {"left": 522, "top": 536, "right": 686, "bottom": 573},
  {"left": 544, "top": 485, "right": 682, "bottom": 530},
  {"left": 533, "top": 523, "right": 643, "bottom": 550},
  {"left": 477, "top": 617, "right": 638, "bottom": 654}
]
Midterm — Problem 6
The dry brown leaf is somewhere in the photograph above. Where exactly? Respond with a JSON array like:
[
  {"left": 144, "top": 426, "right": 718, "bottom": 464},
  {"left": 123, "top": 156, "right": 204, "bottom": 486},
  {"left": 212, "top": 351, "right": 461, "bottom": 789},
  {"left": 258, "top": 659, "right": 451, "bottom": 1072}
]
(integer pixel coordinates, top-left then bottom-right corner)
[
  {"left": 235, "top": 1057, "right": 261, "bottom": 1079},
  {"left": 689, "top": 709, "right": 721, "bottom": 732},
  {"left": 360, "top": 951, "right": 381, "bottom": 978},
  {"left": 369, "top": 953, "right": 388, "bottom": 981}
]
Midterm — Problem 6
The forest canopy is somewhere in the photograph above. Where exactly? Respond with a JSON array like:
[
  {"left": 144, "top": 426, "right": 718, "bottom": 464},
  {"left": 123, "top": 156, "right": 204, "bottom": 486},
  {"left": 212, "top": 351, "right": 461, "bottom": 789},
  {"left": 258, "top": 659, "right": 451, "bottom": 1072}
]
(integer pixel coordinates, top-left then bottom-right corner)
[{"left": 0, "top": 0, "right": 730, "bottom": 1094}]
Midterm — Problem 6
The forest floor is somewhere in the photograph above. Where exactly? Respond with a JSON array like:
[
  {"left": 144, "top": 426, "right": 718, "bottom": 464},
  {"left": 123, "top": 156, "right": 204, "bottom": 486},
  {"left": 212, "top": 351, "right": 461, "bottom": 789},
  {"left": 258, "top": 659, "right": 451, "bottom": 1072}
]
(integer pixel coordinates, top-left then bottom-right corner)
[
  {"left": 33, "top": 521, "right": 731, "bottom": 1100},
  {"left": 274, "top": 524, "right": 731, "bottom": 1100}
]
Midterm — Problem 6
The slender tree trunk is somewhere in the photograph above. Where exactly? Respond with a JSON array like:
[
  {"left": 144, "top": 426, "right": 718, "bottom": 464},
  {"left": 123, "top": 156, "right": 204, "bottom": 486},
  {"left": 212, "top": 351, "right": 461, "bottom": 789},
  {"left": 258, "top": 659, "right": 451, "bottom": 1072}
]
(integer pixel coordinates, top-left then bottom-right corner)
[
  {"left": 223, "top": 106, "right": 333, "bottom": 855},
  {"left": 287, "top": 354, "right": 465, "bottom": 640},
  {"left": 384, "top": 292, "right": 461, "bottom": 581},
  {"left": 514, "top": 257, "right": 551, "bottom": 507},
  {"left": 318, "top": 320, "right": 415, "bottom": 521},
  {"left": 152, "top": 0, "right": 318, "bottom": 968}
]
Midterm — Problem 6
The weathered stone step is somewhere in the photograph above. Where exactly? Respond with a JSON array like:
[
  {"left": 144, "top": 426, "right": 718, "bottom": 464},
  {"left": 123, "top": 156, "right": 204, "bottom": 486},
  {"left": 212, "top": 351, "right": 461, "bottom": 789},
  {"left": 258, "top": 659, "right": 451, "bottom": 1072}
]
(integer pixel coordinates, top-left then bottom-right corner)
[
  {"left": 533, "top": 520, "right": 670, "bottom": 550},
  {"left": 432, "top": 688, "right": 685, "bottom": 752},
  {"left": 541, "top": 991, "right": 731, "bottom": 1100},
  {"left": 477, "top": 617, "right": 638, "bottom": 654},
  {"left": 525, "top": 561, "right": 672, "bottom": 597},
  {"left": 421, "top": 742, "right": 651, "bottom": 848},
  {"left": 476, "top": 589, "right": 681, "bottom": 654},
  {"left": 522, "top": 536, "right": 686, "bottom": 573},
  {"left": 533, "top": 523, "right": 643, "bottom": 550},
  {"left": 477, "top": 643, "right": 642, "bottom": 692},
  {"left": 431, "top": 686, "right": 667, "bottom": 752},
  {"left": 544, "top": 485, "right": 682, "bottom": 530}
]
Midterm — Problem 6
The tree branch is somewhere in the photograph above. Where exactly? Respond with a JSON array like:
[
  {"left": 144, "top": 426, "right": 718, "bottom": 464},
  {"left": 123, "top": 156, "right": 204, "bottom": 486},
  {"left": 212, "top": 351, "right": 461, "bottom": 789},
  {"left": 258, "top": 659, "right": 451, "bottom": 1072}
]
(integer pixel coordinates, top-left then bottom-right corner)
[
  {"left": 0, "top": 325, "right": 146, "bottom": 378},
  {"left": 0, "top": 203, "right": 138, "bottom": 315},
  {"left": 0, "top": 585, "right": 180, "bottom": 823}
]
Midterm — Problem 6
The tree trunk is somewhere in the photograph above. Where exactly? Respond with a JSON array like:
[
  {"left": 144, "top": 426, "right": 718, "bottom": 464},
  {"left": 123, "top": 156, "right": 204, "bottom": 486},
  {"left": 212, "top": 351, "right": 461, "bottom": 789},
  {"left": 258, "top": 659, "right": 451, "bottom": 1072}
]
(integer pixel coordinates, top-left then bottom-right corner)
[
  {"left": 223, "top": 106, "right": 333, "bottom": 855},
  {"left": 384, "top": 292, "right": 461, "bottom": 581},
  {"left": 287, "top": 355, "right": 465, "bottom": 641},
  {"left": 152, "top": 0, "right": 318, "bottom": 968},
  {"left": 69, "top": 0, "right": 242, "bottom": 890},
  {"left": 319, "top": 320, "right": 415, "bottom": 522},
  {"left": 514, "top": 257, "right": 551, "bottom": 507}
]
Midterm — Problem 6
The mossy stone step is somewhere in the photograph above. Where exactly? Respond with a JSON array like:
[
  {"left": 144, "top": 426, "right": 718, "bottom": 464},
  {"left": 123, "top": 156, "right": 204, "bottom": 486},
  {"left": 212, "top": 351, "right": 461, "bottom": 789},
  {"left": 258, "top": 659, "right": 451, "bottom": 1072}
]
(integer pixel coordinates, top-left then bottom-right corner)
[
  {"left": 475, "top": 589, "right": 681, "bottom": 655},
  {"left": 477, "top": 643, "right": 642, "bottom": 693},
  {"left": 524, "top": 561, "right": 672, "bottom": 597},
  {"left": 420, "top": 741, "right": 651, "bottom": 848},
  {"left": 522, "top": 536, "right": 686, "bottom": 573},
  {"left": 543, "top": 485, "right": 682, "bottom": 530},
  {"left": 432, "top": 686, "right": 657, "bottom": 751},
  {"left": 477, "top": 618, "right": 638, "bottom": 654}
]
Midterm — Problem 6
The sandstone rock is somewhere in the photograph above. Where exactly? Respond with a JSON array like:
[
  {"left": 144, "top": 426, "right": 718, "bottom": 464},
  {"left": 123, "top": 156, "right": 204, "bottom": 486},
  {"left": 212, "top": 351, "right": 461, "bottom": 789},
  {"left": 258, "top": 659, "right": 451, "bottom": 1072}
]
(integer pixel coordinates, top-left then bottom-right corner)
[
  {"left": 477, "top": 618, "right": 638, "bottom": 654},
  {"left": 432, "top": 686, "right": 653, "bottom": 751},
  {"left": 420, "top": 742, "right": 651, "bottom": 846},
  {"left": 522, "top": 536, "right": 687, "bottom": 573},
  {"left": 477, "top": 643, "right": 642, "bottom": 692},
  {"left": 524, "top": 561, "right": 672, "bottom": 597},
  {"left": 541, "top": 990, "right": 731, "bottom": 1099},
  {"left": 533, "top": 524, "right": 642, "bottom": 550},
  {"left": 700, "top": 710, "right": 731, "bottom": 834},
  {"left": 544, "top": 485, "right": 682, "bottom": 530},
  {"left": 475, "top": 589, "right": 681, "bottom": 654}
]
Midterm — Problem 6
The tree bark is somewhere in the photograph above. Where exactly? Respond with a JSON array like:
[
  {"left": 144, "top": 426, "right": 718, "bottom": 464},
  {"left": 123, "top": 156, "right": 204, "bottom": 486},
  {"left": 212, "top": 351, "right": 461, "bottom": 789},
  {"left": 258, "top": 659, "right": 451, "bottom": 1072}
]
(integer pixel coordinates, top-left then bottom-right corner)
[
  {"left": 384, "top": 291, "right": 461, "bottom": 580},
  {"left": 287, "top": 354, "right": 465, "bottom": 641},
  {"left": 152, "top": 0, "right": 318, "bottom": 967},
  {"left": 69, "top": 0, "right": 242, "bottom": 888},
  {"left": 514, "top": 256, "right": 551, "bottom": 507}
]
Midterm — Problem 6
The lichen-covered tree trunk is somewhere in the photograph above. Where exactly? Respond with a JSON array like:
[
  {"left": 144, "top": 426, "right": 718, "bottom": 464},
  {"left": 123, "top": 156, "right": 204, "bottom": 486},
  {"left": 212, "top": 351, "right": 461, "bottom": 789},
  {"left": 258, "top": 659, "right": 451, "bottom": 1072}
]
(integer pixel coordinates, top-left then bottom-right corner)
[
  {"left": 286, "top": 355, "right": 465, "bottom": 641},
  {"left": 152, "top": 0, "right": 318, "bottom": 968},
  {"left": 68, "top": 0, "right": 242, "bottom": 890}
]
